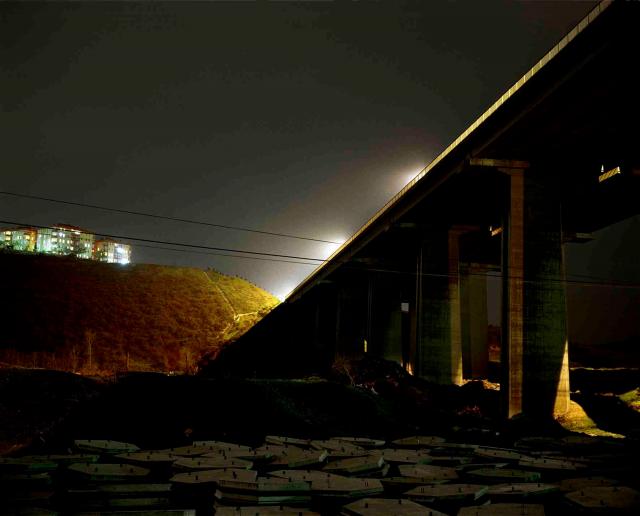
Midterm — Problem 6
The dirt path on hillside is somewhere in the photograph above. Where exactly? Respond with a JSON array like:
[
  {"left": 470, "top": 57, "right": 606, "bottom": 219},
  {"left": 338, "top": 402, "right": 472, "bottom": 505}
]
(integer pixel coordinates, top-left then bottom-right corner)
[
  {"left": 202, "top": 271, "right": 236, "bottom": 318},
  {"left": 234, "top": 311, "right": 259, "bottom": 321},
  {"left": 202, "top": 272, "right": 260, "bottom": 325}
]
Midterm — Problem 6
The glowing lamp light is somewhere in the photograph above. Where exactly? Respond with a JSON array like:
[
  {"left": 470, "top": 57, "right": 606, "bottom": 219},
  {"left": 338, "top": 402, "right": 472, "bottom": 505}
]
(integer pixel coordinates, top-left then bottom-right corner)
[
  {"left": 404, "top": 173, "right": 418, "bottom": 186},
  {"left": 322, "top": 236, "right": 346, "bottom": 259},
  {"left": 400, "top": 167, "right": 426, "bottom": 190},
  {"left": 274, "top": 285, "right": 296, "bottom": 302}
]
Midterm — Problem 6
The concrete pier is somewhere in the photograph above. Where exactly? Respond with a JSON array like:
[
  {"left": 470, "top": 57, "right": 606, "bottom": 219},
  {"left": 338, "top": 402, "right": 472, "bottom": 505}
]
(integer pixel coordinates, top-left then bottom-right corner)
[
  {"left": 461, "top": 263, "right": 489, "bottom": 379},
  {"left": 415, "top": 229, "right": 464, "bottom": 386},
  {"left": 368, "top": 273, "right": 404, "bottom": 363},
  {"left": 502, "top": 168, "right": 570, "bottom": 418}
]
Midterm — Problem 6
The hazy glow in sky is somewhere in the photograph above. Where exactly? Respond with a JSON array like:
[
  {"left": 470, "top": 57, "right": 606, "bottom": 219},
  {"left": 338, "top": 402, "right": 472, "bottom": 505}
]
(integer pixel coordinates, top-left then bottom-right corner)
[
  {"left": 272, "top": 236, "right": 346, "bottom": 301},
  {"left": 1, "top": 1, "right": 597, "bottom": 299},
  {"left": 322, "top": 238, "right": 346, "bottom": 258},
  {"left": 273, "top": 285, "right": 297, "bottom": 302},
  {"left": 402, "top": 169, "right": 425, "bottom": 189}
]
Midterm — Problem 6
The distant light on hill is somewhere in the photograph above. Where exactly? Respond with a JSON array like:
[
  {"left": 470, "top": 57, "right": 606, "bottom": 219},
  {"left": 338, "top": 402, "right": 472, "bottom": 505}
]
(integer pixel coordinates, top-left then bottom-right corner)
[
  {"left": 400, "top": 167, "right": 425, "bottom": 190},
  {"left": 274, "top": 284, "right": 296, "bottom": 302},
  {"left": 322, "top": 237, "right": 346, "bottom": 259}
]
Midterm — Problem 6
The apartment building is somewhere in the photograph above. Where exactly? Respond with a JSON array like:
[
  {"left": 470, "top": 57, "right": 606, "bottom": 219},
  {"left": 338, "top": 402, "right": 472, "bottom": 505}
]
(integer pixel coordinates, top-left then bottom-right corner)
[
  {"left": 94, "top": 239, "right": 131, "bottom": 265},
  {"left": 35, "top": 224, "right": 95, "bottom": 259},
  {"left": 0, "top": 224, "right": 131, "bottom": 264},
  {"left": 2, "top": 227, "right": 37, "bottom": 252}
]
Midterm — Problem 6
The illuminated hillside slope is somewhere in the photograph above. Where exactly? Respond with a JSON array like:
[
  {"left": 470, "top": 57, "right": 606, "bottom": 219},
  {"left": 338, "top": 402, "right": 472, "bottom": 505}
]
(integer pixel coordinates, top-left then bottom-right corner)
[{"left": 0, "top": 252, "right": 278, "bottom": 373}]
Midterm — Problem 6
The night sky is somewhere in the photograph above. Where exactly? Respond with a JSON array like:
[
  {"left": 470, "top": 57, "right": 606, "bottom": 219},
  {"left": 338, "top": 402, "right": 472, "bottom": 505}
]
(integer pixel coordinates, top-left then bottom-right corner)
[{"left": 2, "top": 1, "right": 637, "bottom": 342}]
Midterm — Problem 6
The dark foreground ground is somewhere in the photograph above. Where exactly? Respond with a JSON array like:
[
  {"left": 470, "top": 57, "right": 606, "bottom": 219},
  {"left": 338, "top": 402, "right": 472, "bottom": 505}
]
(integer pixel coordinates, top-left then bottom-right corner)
[
  {"left": 2, "top": 360, "right": 639, "bottom": 454},
  {"left": 1, "top": 365, "right": 639, "bottom": 515}
]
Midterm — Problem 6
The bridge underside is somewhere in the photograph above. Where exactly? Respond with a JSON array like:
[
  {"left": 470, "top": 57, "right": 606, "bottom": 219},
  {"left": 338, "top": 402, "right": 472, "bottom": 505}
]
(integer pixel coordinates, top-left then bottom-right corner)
[{"left": 232, "top": 2, "right": 640, "bottom": 420}]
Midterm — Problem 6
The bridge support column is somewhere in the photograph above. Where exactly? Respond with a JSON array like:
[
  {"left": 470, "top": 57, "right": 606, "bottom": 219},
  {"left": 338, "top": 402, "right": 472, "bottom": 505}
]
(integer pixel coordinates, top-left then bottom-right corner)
[
  {"left": 416, "top": 228, "right": 464, "bottom": 385},
  {"left": 311, "top": 284, "right": 339, "bottom": 371},
  {"left": 502, "top": 169, "right": 570, "bottom": 419},
  {"left": 461, "top": 263, "right": 489, "bottom": 379},
  {"left": 369, "top": 273, "right": 403, "bottom": 362},
  {"left": 369, "top": 273, "right": 415, "bottom": 365},
  {"left": 335, "top": 274, "right": 369, "bottom": 357}
]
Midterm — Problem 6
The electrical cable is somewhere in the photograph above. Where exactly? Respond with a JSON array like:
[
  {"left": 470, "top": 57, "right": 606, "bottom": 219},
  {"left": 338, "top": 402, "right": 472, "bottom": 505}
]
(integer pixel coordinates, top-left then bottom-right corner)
[
  {"left": 131, "top": 242, "right": 320, "bottom": 266},
  {"left": 0, "top": 219, "right": 327, "bottom": 263},
  {"left": 0, "top": 190, "right": 342, "bottom": 244},
  {"left": 359, "top": 265, "right": 640, "bottom": 290},
  {"left": 123, "top": 242, "right": 640, "bottom": 288},
  {"left": 2, "top": 218, "right": 638, "bottom": 289}
]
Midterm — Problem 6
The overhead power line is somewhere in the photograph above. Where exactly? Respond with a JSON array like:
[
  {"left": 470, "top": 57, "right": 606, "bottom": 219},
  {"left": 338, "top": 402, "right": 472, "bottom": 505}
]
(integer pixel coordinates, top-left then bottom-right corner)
[
  {"left": 361, "top": 266, "right": 640, "bottom": 290},
  {"left": 119, "top": 242, "right": 640, "bottom": 288},
  {"left": 132, "top": 242, "right": 320, "bottom": 266},
  {"left": 0, "top": 219, "right": 327, "bottom": 263},
  {"left": 0, "top": 190, "right": 342, "bottom": 245},
  {"left": 1, "top": 218, "right": 638, "bottom": 290}
]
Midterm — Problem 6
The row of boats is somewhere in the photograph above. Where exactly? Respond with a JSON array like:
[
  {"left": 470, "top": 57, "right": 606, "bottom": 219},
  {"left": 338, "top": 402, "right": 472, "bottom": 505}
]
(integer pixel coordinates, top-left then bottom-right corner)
[{"left": 0, "top": 433, "right": 638, "bottom": 515}]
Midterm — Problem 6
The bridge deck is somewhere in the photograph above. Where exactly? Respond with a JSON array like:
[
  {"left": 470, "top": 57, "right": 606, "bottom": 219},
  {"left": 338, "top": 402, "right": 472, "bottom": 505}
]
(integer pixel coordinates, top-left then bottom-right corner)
[{"left": 288, "top": 0, "right": 639, "bottom": 301}]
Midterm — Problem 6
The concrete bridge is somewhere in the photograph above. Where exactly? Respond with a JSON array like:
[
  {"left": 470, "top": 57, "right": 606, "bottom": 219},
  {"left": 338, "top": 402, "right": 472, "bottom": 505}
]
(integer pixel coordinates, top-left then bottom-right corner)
[{"left": 232, "top": 0, "right": 640, "bottom": 419}]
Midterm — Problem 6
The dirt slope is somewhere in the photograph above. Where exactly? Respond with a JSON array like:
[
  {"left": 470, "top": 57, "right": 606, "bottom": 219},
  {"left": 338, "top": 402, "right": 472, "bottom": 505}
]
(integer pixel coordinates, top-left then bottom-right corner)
[{"left": 0, "top": 252, "right": 278, "bottom": 373}]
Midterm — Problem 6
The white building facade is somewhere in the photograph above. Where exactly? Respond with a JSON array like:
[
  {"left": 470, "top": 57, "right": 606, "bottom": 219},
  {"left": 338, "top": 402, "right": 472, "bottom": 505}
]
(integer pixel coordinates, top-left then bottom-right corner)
[
  {"left": 94, "top": 239, "right": 131, "bottom": 265},
  {"left": 1, "top": 224, "right": 131, "bottom": 264},
  {"left": 2, "top": 227, "right": 37, "bottom": 252}
]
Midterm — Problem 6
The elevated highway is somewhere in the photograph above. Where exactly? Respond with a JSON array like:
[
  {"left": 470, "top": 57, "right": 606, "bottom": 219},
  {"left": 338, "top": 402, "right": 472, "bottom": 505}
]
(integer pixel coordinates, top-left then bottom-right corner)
[{"left": 229, "top": 0, "right": 640, "bottom": 419}]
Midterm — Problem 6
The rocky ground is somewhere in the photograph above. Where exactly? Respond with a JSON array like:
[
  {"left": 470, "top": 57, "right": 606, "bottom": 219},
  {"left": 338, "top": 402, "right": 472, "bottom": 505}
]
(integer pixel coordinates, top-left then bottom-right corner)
[
  {"left": 0, "top": 361, "right": 639, "bottom": 515},
  {"left": 1, "top": 429, "right": 639, "bottom": 515}
]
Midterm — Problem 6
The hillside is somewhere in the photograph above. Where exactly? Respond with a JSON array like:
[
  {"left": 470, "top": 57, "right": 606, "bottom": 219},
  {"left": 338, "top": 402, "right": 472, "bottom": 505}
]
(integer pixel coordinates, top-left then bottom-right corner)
[{"left": 0, "top": 252, "right": 279, "bottom": 373}]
